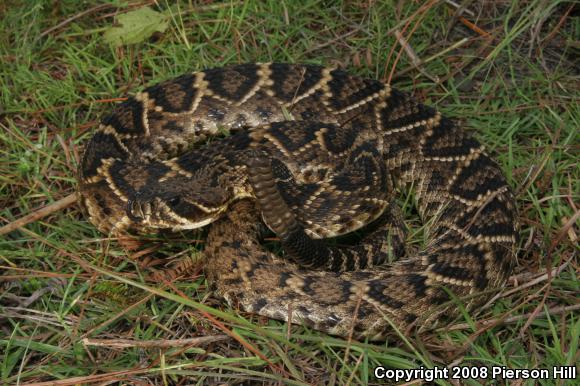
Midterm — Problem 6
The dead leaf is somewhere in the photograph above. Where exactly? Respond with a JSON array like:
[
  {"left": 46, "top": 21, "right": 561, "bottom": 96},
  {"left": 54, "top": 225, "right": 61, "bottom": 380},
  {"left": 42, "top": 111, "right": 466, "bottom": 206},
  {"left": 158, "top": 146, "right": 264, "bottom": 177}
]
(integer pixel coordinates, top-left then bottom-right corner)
[{"left": 104, "top": 6, "right": 168, "bottom": 47}]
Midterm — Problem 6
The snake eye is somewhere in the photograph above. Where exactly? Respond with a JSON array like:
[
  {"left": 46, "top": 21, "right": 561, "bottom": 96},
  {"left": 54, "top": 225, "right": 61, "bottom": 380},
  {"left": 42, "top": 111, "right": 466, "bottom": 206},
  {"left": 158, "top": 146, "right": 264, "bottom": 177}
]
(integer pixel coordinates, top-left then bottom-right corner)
[{"left": 167, "top": 196, "right": 181, "bottom": 207}]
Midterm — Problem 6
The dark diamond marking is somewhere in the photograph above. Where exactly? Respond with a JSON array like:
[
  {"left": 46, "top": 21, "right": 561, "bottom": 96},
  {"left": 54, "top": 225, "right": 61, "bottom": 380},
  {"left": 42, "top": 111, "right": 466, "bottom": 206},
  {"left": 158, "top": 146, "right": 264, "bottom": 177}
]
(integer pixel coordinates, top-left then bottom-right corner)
[
  {"left": 204, "top": 63, "right": 260, "bottom": 101},
  {"left": 265, "top": 121, "right": 320, "bottom": 152},
  {"left": 380, "top": 90, "right": 436, "bottom": 130},
  {"left": 466, "top": 197, "right": 516, "bottom": 239},
  {"left": 252, "top": 298, "right": 268, "bottom": 312},
  {"left": 81, "top": 132, "right": 130, "bottom": 179},
  {"left": 106, "top": 160, "right": 136, "bottom": 198},
  {"left": 404, "top": 313, "right": 418, "bottom": 324},
  {"left": 297, "top": 305, "right": 311, "bottom": 315},
  {"left": 422, "top": 117, "right": 480, "bottom": 158},
  {"left": 269, "top": 63, "right": 324, "bottom": 102},
  {"left": 431, "top": 263, "right": 472, "bottom": 281},
  {"left": 321, "top": 124, "right": 358, "bottom": 154},
  {"left": 407, "top": 274, "right": 428, "bottom": 297},
  {"left": 431, "top": 288, "right": 451, "bottom": 305},
  {"left": 147, "top": 74, "right": 197, "bottom": 113},
  {"left": 450, "top": 154, "right": 507, "bottom": 201},
  {"left": 327, "top": 69, "right": 384, "bottom": 111},
  {"left": 367, "top": 280, "right": 404, "bottom": 309},
  {"left": 301, "top": 276, "right": 317, "bottom": 296},
  {"left": 278, "top": 272, "right": 291, "bottom": 287},
  {"left": 102, "top": 97, "right": 146, "bottom": 135}
]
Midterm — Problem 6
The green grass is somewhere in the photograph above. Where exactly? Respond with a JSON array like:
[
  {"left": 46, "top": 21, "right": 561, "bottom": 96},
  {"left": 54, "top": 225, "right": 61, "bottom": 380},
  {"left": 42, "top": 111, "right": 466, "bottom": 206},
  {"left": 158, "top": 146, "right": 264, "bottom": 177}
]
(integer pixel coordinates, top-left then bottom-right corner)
[{"left": 1, "top": 0, "right": 578, "bottom": 384}]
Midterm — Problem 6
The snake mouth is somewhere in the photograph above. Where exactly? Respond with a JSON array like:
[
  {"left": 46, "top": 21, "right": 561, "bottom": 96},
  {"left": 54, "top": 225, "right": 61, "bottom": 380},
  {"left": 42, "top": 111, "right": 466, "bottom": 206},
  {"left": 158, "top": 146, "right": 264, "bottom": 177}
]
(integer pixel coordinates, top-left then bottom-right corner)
[
  {"left": 126, "top": 195, "right": 167, "bottom": 223},
  {"left": 125, "top": 194, "right": 225, "bottom": 230}
]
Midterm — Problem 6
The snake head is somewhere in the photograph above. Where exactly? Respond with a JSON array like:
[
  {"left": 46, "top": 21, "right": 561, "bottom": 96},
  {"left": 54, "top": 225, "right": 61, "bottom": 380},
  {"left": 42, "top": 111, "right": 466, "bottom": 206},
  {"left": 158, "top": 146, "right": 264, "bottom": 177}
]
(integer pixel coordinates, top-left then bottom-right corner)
[{"left": 126, "top": 184, "right": 233, "bottom": 231}]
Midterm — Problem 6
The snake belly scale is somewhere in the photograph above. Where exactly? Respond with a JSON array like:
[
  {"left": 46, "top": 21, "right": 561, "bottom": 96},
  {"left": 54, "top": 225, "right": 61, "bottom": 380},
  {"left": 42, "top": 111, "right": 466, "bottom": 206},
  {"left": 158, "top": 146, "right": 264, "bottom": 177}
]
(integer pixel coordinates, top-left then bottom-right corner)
[{"left": 79, "top": 63, "right": 519, "bottom": 339}]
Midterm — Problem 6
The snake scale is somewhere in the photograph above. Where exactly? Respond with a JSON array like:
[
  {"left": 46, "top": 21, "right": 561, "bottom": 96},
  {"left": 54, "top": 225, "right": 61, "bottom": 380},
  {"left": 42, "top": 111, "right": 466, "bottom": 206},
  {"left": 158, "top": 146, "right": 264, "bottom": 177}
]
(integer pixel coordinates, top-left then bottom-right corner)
[{"left": 79, "top": 63, "right": 519, "bottom": 339}]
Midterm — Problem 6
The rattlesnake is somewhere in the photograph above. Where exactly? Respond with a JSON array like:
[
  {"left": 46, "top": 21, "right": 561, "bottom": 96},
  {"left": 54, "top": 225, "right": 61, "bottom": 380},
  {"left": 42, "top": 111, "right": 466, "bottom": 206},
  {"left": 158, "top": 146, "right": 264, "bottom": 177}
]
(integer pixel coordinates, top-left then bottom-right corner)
[{"left": 79, "top": 63, "right": 519, "bottom": 339}]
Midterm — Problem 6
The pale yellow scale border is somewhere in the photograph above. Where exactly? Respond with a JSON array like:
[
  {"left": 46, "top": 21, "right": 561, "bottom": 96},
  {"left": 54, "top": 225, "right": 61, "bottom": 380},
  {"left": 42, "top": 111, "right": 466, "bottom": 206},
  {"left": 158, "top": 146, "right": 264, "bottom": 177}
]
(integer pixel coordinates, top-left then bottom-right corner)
[
  {"left": 158, "top": 157, "right": 194, "bottom": 182},
  {"left": 98, "top": 157, "right": 129, "bottom": 203},
  {"left": 134, "top": 92, "right": 151, "bottom": 137}
]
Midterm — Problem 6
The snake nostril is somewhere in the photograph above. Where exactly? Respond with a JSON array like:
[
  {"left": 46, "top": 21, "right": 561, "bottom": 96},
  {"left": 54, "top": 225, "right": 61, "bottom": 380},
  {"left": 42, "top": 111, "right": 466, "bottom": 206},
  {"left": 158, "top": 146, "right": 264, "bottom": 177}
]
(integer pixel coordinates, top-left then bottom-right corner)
[{"left": 126, "top": 199, "right": 143, "bottom": 221}]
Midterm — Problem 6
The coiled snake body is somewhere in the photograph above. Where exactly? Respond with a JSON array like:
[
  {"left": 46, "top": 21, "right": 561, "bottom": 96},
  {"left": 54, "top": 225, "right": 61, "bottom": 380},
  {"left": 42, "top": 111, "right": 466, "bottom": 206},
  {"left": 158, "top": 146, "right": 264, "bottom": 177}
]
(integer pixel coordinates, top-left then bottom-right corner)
[{"left": 79, "top": 63, "right": 518, "bottom": 339}]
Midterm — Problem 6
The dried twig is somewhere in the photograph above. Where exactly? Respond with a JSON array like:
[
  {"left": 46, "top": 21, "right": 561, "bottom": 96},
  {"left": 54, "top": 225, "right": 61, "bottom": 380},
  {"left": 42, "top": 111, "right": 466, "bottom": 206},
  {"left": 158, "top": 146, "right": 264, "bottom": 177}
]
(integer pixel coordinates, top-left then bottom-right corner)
[
  {"left": 443, "top": 304, "right": 580, "bottom": 332},
  {"left": 507, "top": 257, "right": 573, "bottom": 293},
  {"left": 479, "top": 254, "right": 574, "bottom": 316},
  {"left": 39, "top": 3, "right": 115, "bottom": 37},
  {"left": 444, "top": 0, "right": 475, "bottom": 17},
  {"left": 540, "top": 3, "right": 575, "bottom": 48},
  {"left": 458, "top": 16, "right": 491, "bottom": 39},
  {"left": 83, "top": 335, "right": 229, "bottom": 348},
  {"left": 518, "top": 208, "right": 580, "bottom": 336},
  {"left": 393, "top": 30, "right": 438, "bottom": 83},
  {"left": 394, "top": 37, "right": 469, "bottom": 79},
  {"left": 0, "top": 193, "right": 77, "bottom": 236}
]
